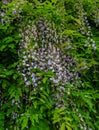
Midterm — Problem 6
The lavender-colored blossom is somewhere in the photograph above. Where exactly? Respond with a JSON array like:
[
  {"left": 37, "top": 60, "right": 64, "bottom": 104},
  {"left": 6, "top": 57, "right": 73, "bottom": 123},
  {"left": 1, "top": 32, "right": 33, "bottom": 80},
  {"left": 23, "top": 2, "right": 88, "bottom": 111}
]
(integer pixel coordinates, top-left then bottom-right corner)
[{"left": 25, "top": 81, "right": 31, "bottom": 86}]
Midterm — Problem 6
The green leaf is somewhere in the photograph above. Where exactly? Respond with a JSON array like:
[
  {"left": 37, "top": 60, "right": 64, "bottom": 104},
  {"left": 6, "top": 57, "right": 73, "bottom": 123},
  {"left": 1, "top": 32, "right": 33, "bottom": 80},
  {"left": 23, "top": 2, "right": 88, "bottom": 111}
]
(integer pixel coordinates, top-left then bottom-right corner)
[
  {"left": 42, "top": 77, "right": 48, "bottom": 84},
  {"left": 61, "top": 29, "right": 83, "bottom": 37},
  {"left": 39, "top": 98, "right": 46, "bottom": 103},
  {"left": 5, "top": 70, "right": 14, "bottom": 76},
  {"left": 36, "top": 72, "right": 43, "bottom": 76},
  {"left": 2, "top": 80, "right": 8, "bottom": 89},
  {"left": 8, "top": 44, "right": 15, "bottom": 49},
  {"left": 63, "top": 117, "right": 72, "bottom": 122},
  {"left": 2, "top": 37, "right": 14, "bottom": 44},
  {"left": 45, "top": 71, "right": 55, "bottom": 77},
  {"left": 33, "top": 101, "right": 38, "bottom": 109},
  {"left": 65, "top": 122, "right": 72, "bottom": 130},
  {"left": 53, "top": 118, "right": 61, "bottom": 124},
  {"left": 60, "top": 123, "right": 65, "bottom": 130},
  {"left": 0, "top": 45, "right": 7, "bottom": 51},
  {"left": 20, "top": 116, "right": 28, "bottom": 130}
]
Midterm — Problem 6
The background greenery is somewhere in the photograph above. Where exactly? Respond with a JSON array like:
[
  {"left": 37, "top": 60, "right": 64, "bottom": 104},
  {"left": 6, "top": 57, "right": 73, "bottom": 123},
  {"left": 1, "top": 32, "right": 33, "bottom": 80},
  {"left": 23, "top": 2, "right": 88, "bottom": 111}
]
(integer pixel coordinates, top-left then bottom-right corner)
[{"left": 0, "top": 0, "right": 99, "bottom": 130}]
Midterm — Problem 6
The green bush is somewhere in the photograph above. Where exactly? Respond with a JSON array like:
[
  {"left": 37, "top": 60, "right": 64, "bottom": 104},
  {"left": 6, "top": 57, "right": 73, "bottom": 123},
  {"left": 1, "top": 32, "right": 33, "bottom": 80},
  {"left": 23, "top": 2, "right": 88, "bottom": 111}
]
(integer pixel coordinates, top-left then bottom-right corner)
[{"left": 0, "top": 0, "right": 99, "bottom": 129}]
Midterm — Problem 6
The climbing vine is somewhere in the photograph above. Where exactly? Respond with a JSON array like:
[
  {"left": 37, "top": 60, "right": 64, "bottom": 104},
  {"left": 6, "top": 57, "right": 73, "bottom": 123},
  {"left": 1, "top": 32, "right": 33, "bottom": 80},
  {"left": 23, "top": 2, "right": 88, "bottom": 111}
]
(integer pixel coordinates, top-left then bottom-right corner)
[{"left": 0, "top": 0, "right": 99, "bottom": 130}]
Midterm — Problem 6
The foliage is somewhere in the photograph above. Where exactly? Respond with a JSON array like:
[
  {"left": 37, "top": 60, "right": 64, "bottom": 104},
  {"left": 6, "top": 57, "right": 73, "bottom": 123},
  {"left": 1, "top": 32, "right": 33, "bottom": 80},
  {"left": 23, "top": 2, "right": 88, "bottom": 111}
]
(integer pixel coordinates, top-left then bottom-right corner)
[{"left": 0, "top": 0, "right": 99, "bottom": 130}]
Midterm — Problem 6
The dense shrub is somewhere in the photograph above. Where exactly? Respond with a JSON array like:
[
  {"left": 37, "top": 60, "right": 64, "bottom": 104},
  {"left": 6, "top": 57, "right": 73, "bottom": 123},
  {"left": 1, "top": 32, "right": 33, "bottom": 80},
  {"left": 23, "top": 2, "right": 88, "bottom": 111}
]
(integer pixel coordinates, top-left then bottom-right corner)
[{"left": 0, "top": 0, "right": 99, "bottom": 130}]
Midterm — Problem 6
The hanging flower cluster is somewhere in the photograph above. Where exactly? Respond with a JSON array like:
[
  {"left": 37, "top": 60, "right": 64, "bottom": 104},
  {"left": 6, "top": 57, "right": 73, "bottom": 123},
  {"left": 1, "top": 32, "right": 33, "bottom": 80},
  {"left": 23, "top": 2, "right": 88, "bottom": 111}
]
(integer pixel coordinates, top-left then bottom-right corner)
[
  {"left": 74, "top": 2, "right": 96, "bottom": 50},
  {"left": 18, "top": 17, "right": 79, "bottom": 109},
  {"left": 0, "top": 0, "right": 25, "bottom": 24},
  {"left": 90, "top": 2, "right": 99, "bottom": 27}
]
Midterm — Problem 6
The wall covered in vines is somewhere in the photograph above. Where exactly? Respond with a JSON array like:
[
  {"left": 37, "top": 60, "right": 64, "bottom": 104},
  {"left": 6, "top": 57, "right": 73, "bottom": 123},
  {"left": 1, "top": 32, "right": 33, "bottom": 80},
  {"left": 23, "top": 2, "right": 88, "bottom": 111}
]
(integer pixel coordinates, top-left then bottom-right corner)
[{"left": 0, "top": 0, "right": 99, "bottom": 130}]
